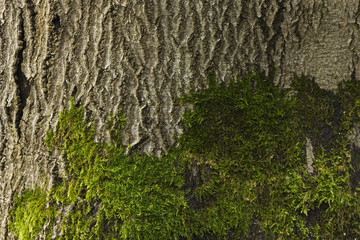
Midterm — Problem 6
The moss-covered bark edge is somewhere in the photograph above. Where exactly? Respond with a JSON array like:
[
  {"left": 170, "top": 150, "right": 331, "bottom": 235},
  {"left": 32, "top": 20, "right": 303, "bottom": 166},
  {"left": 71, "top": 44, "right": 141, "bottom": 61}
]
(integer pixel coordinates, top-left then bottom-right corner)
[{"left": 8, "top": 72, "right": 360, "bottom": 239}]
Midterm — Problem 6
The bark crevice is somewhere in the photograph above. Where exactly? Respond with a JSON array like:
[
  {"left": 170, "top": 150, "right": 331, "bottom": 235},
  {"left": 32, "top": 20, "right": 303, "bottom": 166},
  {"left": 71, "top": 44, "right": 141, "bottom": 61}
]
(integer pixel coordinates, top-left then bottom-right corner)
[{"left": 14, "top": 9, "right": 30, "bottom": 139}]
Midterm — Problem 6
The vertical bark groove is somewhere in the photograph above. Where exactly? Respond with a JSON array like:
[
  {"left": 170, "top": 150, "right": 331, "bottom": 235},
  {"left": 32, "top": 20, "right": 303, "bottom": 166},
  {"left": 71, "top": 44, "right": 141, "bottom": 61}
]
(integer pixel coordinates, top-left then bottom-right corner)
[{"left": 14, "top": 9, "right": 30, "bottom": 139}]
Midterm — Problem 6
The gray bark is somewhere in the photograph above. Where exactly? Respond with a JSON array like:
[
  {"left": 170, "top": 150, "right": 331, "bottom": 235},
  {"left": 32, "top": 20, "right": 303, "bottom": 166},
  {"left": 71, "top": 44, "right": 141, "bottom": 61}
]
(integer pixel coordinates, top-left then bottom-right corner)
[{"left": 0, "top": 0, "right": 360, "bottom": 238}]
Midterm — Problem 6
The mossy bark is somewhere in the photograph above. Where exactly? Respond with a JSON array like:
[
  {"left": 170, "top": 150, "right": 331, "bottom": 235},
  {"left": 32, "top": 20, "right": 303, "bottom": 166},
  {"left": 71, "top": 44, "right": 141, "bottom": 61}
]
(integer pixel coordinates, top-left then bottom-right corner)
[{"left": 1, "top": 1, "right": 360, "bottom": 239}]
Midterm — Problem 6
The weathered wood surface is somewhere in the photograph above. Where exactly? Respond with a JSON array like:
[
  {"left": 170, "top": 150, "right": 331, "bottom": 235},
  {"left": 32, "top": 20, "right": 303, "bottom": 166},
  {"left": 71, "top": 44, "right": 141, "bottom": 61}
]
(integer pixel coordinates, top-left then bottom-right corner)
[{"left": 1, "top": 0, "right": 360, "bottom": 238}]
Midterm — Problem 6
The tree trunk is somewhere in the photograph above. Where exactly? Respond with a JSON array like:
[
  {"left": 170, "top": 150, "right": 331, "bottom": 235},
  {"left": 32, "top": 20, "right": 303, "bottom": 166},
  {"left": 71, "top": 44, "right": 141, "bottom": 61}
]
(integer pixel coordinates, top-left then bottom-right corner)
[{"left": 0, "top": 0, "right": 359, "bottom": 238}]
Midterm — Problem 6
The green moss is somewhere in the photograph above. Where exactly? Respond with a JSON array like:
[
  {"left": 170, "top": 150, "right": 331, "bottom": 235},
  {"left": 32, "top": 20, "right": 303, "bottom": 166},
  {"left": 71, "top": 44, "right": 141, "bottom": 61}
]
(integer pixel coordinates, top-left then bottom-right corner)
[
  {"left": 179, "top": 73, "right": 360, "bottom": 239},
  {"left": 9, "top": 187, "right": 56, "bottom": 240},
  {"left": 9, "top": 73, "right": 360, "bottom": 239},
  {"left": 44, "top": 101, "right": 189, "bottom": 239}
]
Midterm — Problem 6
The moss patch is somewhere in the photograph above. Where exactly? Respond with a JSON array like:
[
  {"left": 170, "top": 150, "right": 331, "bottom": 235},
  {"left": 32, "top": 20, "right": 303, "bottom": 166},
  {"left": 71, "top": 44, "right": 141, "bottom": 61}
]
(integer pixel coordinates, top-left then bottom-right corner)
[
  {"left": 9, "top": 187, "right": 56, "bottom": 240},
  {"left": 9, "top": 72, "right": 360, "bottom": 239}
]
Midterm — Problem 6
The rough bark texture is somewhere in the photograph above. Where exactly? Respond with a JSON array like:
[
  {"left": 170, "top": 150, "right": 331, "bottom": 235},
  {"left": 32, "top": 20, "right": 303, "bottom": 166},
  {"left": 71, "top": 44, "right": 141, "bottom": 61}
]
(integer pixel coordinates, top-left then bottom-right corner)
[{"left": 1, "top": 0, "right": 360, "bottom": 238}]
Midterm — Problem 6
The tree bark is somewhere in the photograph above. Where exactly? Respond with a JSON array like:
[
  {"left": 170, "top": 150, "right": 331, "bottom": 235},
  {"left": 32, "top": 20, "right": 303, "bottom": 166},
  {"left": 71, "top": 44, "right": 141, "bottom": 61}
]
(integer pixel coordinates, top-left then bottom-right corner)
[{"left": 0, "top": 0, "right": 360, "bottom": 238}]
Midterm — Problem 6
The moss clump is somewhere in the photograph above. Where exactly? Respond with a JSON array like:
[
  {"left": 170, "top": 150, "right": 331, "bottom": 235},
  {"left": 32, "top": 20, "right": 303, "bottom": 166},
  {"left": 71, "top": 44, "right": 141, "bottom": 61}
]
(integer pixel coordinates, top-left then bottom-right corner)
[
  {"left": 179, "top": 72, "right": 360, "bottom": 239},
  {"left": 9, "top": 72, "right": 360, "bottom": 239},
  {"left": 9, "top": 187, "right": 56, "bottom": 240},
  {"left": 45, "top": 102, "right": 188, "bottom": 239}
]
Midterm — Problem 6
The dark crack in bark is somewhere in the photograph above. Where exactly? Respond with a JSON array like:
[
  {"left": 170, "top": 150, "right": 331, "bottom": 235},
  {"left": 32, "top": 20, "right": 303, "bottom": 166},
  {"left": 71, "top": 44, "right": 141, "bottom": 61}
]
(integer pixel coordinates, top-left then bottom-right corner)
[{"left": 14, "top": 10, "right": 30, "bottom": 139}]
